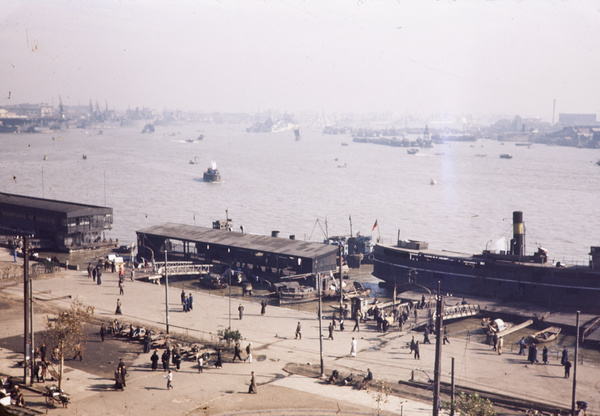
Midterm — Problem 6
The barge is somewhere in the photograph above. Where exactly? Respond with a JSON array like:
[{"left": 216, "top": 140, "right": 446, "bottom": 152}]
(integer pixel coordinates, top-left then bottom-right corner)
[{"left": 372, "top": 211, "right": 600, "bottom": 312}]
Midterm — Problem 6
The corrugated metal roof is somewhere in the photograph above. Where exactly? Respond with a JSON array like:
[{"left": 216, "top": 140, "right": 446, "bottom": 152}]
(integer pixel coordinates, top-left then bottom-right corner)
[
  {"left": 0, "top": 192, "right": 112, "bottom": 217},
  {"left": 137, "top": 223, "right": 337, "bottom": 259}
]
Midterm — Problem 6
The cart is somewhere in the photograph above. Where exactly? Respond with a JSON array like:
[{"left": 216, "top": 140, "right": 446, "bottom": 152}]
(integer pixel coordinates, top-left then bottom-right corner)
[{"left": 44, "top": 385, "right": 70, "bottom": 408}]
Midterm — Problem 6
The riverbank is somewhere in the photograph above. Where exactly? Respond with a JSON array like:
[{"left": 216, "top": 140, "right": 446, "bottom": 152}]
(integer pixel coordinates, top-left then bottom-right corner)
[{"left": 1, "top": 248, "right": 599, "bottom": 415}]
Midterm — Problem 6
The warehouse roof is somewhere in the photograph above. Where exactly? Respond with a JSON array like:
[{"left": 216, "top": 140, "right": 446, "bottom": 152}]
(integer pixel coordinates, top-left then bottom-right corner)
[{"left": 137, "top": 223, "right": 337, "bottom": 259}]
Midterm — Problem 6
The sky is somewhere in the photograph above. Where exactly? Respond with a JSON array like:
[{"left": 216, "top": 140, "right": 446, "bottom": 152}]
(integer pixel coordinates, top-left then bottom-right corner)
[{"left": 2, "top": 0, "right": 600, "bottom": 120}]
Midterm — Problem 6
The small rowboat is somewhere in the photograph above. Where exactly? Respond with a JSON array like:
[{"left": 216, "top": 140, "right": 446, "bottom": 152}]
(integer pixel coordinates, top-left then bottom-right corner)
[{"left": 530, "top": 326, "right": 561, "bottom": 343}]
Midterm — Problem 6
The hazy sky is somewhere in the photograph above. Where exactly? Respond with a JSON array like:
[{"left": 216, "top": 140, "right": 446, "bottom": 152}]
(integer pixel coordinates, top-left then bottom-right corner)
[{"left": 2, "top": 0, "right": 599, "bottom": 120}]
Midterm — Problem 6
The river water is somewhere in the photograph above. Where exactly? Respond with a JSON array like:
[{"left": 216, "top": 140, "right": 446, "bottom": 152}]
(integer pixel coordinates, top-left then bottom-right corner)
[{"left": 1, "top": 122, "right": 599, "bottom": 265}]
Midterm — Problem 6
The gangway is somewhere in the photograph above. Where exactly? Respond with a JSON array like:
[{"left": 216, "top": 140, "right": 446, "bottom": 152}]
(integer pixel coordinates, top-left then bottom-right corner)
[{"left": 144, "top": 262, "right": 212, "bottom": 283}]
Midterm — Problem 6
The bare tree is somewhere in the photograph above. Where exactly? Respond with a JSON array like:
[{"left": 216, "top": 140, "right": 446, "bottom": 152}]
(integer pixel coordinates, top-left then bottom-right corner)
[{"left": 44, "top": 299, "right": 94, "bottom": 390}]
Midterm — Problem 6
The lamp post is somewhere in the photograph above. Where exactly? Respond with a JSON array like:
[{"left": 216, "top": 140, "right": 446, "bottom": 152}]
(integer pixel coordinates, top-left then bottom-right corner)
[{"left": 164, "top": 249, "right": 170, "bottom": 334}]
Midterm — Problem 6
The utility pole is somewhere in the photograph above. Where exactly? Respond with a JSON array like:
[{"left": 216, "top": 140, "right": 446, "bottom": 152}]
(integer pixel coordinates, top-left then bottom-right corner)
[
  {"left": 23, "top": 235, "right": 30, "bottom": 384},
  {"left": 164, "top": 250, "right": 170, "bottom": 334},
  {"left": 571, "top": 311, "right": 580, "bottom": 416},
  {"left": 338, "top": 245, "right": 343, "bottom": 317},
  {"left": 450, "top": 357, "right": 455, "bottom": 416},
  {"left": 318, "top": 273, "right": 324, "bottom": 377},
  {"left": 432, "top": 281, "right": 443, "bottom": 416}
]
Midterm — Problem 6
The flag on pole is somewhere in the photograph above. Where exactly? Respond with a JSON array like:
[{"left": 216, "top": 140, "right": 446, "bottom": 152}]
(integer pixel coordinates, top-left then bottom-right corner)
[{"left": 372, "top": 219, "right": 378, "bottom": 231}]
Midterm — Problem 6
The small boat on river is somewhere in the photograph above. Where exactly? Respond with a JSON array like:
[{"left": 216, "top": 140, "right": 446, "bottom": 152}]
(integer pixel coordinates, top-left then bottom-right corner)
[
  {"left": 530, "top": 326, "right": 561, "bottom": 343},
  {"left": 203, "top": 161, "right": 221, "bottom": 183},
  {"left": 500, "top": 154, "right": 513, "bottom": 159}
]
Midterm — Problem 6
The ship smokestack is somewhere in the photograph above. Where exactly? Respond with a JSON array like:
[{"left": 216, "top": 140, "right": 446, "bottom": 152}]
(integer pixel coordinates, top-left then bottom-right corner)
[{"left": 511, "top": 211, "right": 524, "bottom": 257}]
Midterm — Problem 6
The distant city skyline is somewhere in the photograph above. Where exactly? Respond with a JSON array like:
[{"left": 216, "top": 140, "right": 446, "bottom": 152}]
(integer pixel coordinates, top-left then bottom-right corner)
[{"left": 2, "top": 1, "right": 599, "bottom": 122}]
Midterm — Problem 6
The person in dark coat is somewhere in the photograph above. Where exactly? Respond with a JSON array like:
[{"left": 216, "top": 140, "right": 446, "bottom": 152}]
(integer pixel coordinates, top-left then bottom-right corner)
[
  {"left": 233, "top": 342, "right": 243, "bottom": 362},
  {"left": 423, "top": 326, "right": 431, "bottom": 344},
  {"left": 161, "top": 350, "right": 170, "bottom": 372},
  {"left": 561, "top": 347, "right": 569, "bottom": 366},
  {"left": 248, "top": 371, "right": 257, "bottom": 394},
  {"left": 173, "top": 351, "right": 181, "bottom": 371},
  {"left": 530, "top": 344, "right": 538, "bottom": 365},
  {"left": 215, "top": 349, "right": 223, "bottom": 368},
  {"left": 97, "top": 268, "right": 102, "bottom": 285},
  {"left": 100, "top": 324, "right": 106, "bottom": 342},
  {"left": 328, "top": 322, "right": 334, "bottom": 340},
  {"left": 143, "top": 332, "right": 152, "bottom": 353},
  {"left": 150, "top": 350, "right": 159, "bottom": 371},
  {"left": 542, "top": 346, "right": 549, "bottom": 364},
  {"left": 188, "top": 293, "right": 193, "bottom": 311},
  {"left": 238, "top": 304, "right": 244, "bottom": 319},
  {"left": 117, "top": 359, "right": 127, "bottom": 387},
  {"left": 564, "top": 359, "right": 572, "bottom": 378}
]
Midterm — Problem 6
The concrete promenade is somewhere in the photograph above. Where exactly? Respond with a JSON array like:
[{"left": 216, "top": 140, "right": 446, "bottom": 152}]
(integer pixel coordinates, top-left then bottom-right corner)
[{"left": 1, "top": 249, "right": 599, "bottom": 415}]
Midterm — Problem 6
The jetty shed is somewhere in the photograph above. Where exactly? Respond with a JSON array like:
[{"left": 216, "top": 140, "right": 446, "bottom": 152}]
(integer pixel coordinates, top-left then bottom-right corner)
[
  {"left": 136, "top": 223, "right": 339, "bottom": 275},
  {"left": 0, "top": 192, "right": 113, "bottom": 251}
]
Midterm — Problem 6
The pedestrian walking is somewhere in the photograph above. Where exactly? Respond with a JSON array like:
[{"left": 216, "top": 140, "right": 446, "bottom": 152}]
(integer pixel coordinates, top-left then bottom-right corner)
[
  {"left": 233, "top": 342, "right": 243, "bottom": 362},
  {"left": 244, "top": 342, "right": 253, "bottom": 363},
  {"left": 295, "top": 322, "right": 302, "bottom": 339},
  {"left": 328, "top": 322, "right": 334, "bottom": 340},
  {"left": 100, "top": 324, "right": 106, "bottom": 342},
  {"left": 188, "top": 293, "right": 193, "bottom": 311},
  {"left": 497, "top": 336, "right": 503, "bottom": 355},
  {"left": 260, "top": 299, "right": 267, "bottom": 315},
  {"left": 183, "top": 296, "right": 189, "bottom": 313},
  {"left": 97, "top": 268, "right": 102, "bottom": 285},
  {"left": 115, "top": 298, "right": 122, "bottom": 315},
  {"left": 339, "top": 317, "right": 345, "bottom": 331},
  {"left": 119, "top": 280, "right": 124, "bottom": 295},
  {"left": 410, "top": 336, "right": 416, "bottom": 354},
  {"left": 414, "top": 340, "right": 421, "bottom": 360},
  {"left": 92, "top": 267, "right": 97, "bottom": 282},
  {"left": 423, "top": 326, "right": 431, "bottom": 344},
  {"left": 353, "top": 315, "right": 360, "bottom": 332},
  {"left": 542, "top": 346, "right": 549, "bottom": 364},
  {"left": 443, "top": 326, "right": 450, "bottom": 344},
  {"left": 492, "top": 333, "right": 498, "bottom": 351},
  {"left": 564, "top": 359, "right": 572, "bottom": 378},
  {"left": 350, "top": 337, "right": 357, "bottom": 357},
  {"left": 181, "top": 289, "right": 186, "bottom": 305},
  {"left": 238, "top": 303, "right": 244, "bottom": 319},
  {"left": 248, "top": 371, "right": 257, "bottom": 394},
  {"left": 87, "top": 263, "right": 93, "bottom": 279},
  {"left": 165, "top": 370, "right": 173, "bottom": 389}
]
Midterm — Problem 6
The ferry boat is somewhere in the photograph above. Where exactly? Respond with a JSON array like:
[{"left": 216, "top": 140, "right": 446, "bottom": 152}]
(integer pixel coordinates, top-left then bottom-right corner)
[{"left": 372, "top": 211, "right": 600, "bottom": 312}]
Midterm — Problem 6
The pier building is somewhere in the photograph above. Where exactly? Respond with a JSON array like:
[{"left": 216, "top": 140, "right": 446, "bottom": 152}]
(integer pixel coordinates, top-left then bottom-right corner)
[
  {"left": 0, "top": 192, "right": 113, "bottom": 251},
  {"left": 136, "top": 222, "right": 339, "bottom": 275}
]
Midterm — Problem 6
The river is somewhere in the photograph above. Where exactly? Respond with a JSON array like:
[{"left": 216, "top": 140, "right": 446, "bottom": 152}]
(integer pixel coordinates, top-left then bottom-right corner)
[{"left": 1, "top": 122, "right": 599, "bottom": 265}]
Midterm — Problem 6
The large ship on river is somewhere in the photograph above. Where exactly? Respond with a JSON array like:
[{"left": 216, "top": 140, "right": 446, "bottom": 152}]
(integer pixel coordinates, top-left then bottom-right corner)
[{"left": 372, "top": 211, "right": 600, "bottom": 312}]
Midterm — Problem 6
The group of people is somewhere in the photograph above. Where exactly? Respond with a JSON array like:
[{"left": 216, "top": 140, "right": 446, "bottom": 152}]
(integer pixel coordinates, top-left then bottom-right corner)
[
  {"left": 327, "top": 368, "right": 372, "bottom": 390},
  {"left": 1, "top": 377, "right": 25, "bottom": 407},
  {"left": 181, "top": 289, "right": 194, "bottom": 312}
]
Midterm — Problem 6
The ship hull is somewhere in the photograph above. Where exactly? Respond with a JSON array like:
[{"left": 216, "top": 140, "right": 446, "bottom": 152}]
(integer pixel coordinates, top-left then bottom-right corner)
[{"left": 372, "top": 244, "right": 600, "bottom": 312}]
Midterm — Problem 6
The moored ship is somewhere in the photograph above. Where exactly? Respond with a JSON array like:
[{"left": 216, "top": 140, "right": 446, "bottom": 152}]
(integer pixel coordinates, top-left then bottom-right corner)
[{"left": 372, "top": 211, "right": 600, "bottom": 312}]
